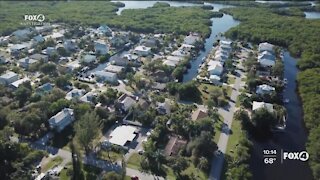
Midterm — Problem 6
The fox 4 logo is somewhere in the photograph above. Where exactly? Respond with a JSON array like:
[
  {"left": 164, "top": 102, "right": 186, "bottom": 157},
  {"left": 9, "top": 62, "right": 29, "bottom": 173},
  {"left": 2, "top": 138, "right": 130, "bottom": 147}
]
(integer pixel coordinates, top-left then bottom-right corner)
[{"left": 283, "top": 151, "right": 309, "bottom": 162}]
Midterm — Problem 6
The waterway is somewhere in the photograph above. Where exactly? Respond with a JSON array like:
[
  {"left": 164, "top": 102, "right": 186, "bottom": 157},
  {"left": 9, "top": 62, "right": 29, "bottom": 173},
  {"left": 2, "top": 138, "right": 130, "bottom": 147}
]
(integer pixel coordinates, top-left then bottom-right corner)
[
  {"left": 112, "top": 1, "right": 312, "bottom": 179},
  {"left": 305, "top": 11, "right": 320, "bottom": 19},
  {"left": 249, "top": 52, "right": 313, "bottom": 180}
]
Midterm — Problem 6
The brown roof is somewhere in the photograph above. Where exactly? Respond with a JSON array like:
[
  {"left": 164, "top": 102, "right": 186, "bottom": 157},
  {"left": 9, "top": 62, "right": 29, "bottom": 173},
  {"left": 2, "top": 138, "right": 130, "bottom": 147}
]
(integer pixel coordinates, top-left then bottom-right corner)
[
  {"left": 164, "top": 135, "right": 187, "bottom": 156},
  {"left": 191, "top": 108, "right": 208, "bottom": 121}
]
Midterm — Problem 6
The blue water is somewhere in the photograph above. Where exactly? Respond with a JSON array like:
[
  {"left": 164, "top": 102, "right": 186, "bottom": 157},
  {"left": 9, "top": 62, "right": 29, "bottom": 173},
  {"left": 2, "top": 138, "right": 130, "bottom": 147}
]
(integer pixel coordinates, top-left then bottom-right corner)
[{"left": 305, "top": 11, "right": 320, "bottom": 19}]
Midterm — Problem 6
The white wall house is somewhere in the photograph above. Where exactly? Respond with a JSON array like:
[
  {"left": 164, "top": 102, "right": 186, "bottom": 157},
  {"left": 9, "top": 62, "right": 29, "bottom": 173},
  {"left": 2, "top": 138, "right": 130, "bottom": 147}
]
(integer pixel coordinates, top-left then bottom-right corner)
[
  {"left": 256, "top": 84, "right": 275, "bottom": 95},
  {"left": 18, "top": 57, "right": 38, "bottom": 69},
  {"left": 259, "top": 42, "right": 274, "bottom": 54},
  {"left": 94, "top": 40, "right": 109, "bottom": 55},
  {"left": 0, "top": 71, "right": 19, "bottom": 85},
  {"left": 252, "top": 101, "right": 274, "bottom": 113},
  {"left": 134, "top": 45, "right": 151, "bottom": 57},
  {"left": 81, "top": 54, "right": 96, "bottom": 64},
  {"left": 208, "top": 60, "right": 223, "bottom": 76},
  {"left": 94, "top": 71, "right": 117, "bottom": 83},
  {"left": 258, "top": 51, "right": 276, "bottom": 67},
  {"left": 65, "top": 89, "right": 85, "bottom": 100},
  {"left": 48, "top": 108, "right": 74, "bottom": 132}
]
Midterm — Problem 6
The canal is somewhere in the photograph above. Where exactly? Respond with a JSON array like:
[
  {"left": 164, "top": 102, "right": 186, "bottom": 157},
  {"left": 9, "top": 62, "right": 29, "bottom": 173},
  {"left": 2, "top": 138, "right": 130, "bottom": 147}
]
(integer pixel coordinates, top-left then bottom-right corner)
[{"left": 249, "top": 52, "right": 313, "bottom": 180}]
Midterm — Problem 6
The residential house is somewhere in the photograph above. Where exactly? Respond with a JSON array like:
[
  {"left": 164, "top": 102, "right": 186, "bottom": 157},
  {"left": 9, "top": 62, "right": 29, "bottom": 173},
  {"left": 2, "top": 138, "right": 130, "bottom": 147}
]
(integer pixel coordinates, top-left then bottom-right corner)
[
  {"left": 10, "top": 44, "right": 28, "bottom": 56},
  {"left": 208, "top": 60, "right": 223, "bottom": 76},
  {"left": 94, "top": 71, "right": 118, "bottom": 83},
  {"left": 110, "top": 54, "right": 140, "bottom": 67},
  {"left": 153, "top": 70, "right": 169, "bottom": 83},
  {"left": 256, "top": 84, "right": 275, "bottom": 95},
  {"left": 140, "top": 38, "right": 158, "bottom": 48},
  {"left": 209, "top": 75, "right": 221, "bottom": 85},
  {"left": 18, "top": 57, "right": 38, "bottom": 69},
  {"left": 183, "top": 32, "right": 200, "bottom": 45},
  {"left": 191, "top": 107, "right": 208, "bottom": 121},
  {"left": 64, "top": 60, "right": 81, "bottom": 72},
  {"left": 36, "top": 83, "right": 53, "bottom": 95},
  {"left": 81, "top": 54, "right": 96, "bottom": 64},
  {"left": 163, "top": 59, "right": 178, "bottom": 67},
  {"left": 42, "top": 47, "right": 57, "bottom": 56},
  {"left": 252, "top": 101, "right": 274, "bottom": 113},
  {"left": 0, "top": 54, "right": 8, "bottom": 64},
  {"left": 258, "top": 51, "right": 276, "bottom": 67},
  {"left": 0, "top": 36, "right": 9, "bottom": 46},
  {"left": 33, "top": 35, "right": 45, "bottom": 43},
  {"left": 97, "top": 25, "right": 112, "bottom": 36},
  {"left": 30, "top": 53, "right": 49, "bottom": 62},
  {"left": 46, "top": 32, "right": 64, "bottom": 41},
  {"left": 10, "top": 77, "right": 30, "bottom": 89},
  {"left": 117, "top": 94, "right": 136, "bottom": 112},
  {"left": 94, "top": 40, "right": 109, "bottom": 55},
  {"left": 79, "top": 91, "right": 97, "bottom": 104},
  {"left": 63, "top": 40, "right": 78, "bottom": 51},
  {"left": 35, "top": 25, "right": 53, "bottom": 33},
  {"left": 108, "top": 125, "right": 137, "bottom": 147},
  {"left": 134, "top": 45, "right": 151, "bottom": 57},
  {"left": 48, "top": 108, "right": 74, "bottom": 132},
  {"left": 151, "top": 83, "right": 167, "bottom": 91},
  {"left": 104, "top": 64, "right": 124, "bottom": 74},
  {"left": 164, "top": 135, "right": 187, "bottom": 156},
  {"left": 65, "top": 88, "right": 85, "bottom": 100},
  {"left": 156, "top": 99, "right": 171, "bottom": 115},
  {"left": 0, "top": 71, "right": 19, "bottom": 85},
  {"left": 12, "top": 28, "right": 33, "bottom": 40},
  {"left": 259, "top": 42, "right": 274, "bottom": 54}
]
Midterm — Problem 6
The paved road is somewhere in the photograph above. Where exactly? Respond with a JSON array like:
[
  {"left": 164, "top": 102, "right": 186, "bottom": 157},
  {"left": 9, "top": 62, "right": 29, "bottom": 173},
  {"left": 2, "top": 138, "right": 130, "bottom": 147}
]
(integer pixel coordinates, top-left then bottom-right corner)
[
  {"left": 126, "top": 168, "right": 165, "bottom": 180},
  {"left": 209, "top": 68, "right": 245, "bottom": 180}
]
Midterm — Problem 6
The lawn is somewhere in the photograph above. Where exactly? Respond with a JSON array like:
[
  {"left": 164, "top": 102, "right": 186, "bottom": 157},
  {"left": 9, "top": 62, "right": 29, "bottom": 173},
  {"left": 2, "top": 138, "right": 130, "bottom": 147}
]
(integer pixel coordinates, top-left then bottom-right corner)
[
  {"left": 127, "top": 153, "right": 176, "bottom": 179},
  {"left": 42, "top": 156, "right": 63, "bottom": 172},
  {"left": 225, "top": 119, "right": 242, "bottom": 156},
  {"left": 183, "top": 161, "right": 208, "bottom": 180},
  {"left": 127, "top": 153, "right": 209, "bottom": 180},
  {"left": 127, "top": 153, "right": 142, "bottom": 170},
  {"left": 97, "top": 150, "right": 124, "bottom": 162},
  {"left": 214, "top": 120, "right": 224, "bottom": 143},
  {"left": 222, "top": 85, "right": 232, "bottom": 98},
  {"left": 227, "top": 75, "right": 236, "bottom": 84},
  {"left": 198, "top": 83, "right": 223, "bottom": 103}
]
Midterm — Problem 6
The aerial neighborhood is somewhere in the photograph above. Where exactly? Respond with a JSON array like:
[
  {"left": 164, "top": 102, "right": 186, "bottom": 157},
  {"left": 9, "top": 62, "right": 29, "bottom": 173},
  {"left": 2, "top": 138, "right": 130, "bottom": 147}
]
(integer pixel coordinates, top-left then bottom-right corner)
[{"left": 1, "top": 1, "right": 318, "bottom": 180}]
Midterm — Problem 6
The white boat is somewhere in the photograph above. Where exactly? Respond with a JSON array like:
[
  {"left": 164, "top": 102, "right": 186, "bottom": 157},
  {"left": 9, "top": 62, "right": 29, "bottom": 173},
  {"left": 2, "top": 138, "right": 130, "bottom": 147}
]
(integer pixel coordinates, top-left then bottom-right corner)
[{"left": 284, "top": 98, "right": 290, "bottom": 104}]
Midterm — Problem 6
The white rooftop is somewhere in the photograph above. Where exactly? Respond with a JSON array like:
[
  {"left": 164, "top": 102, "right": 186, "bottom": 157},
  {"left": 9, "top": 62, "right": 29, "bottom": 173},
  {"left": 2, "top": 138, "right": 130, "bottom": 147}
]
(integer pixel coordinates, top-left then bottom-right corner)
[
  {"left": 135, "top": 45, "right": 151, "bottom": 52},
  {"left": 10, "top": 77, "right": 30, "bottom": 88},
  {"left": 109, "top": 125, "right": 137, "bottom": 146},
  {"left": 0, "top": 71, "right": 18, "bottom": 79},
  {"left": 252, "top": 101, "right": 274, "bottom": 112}
]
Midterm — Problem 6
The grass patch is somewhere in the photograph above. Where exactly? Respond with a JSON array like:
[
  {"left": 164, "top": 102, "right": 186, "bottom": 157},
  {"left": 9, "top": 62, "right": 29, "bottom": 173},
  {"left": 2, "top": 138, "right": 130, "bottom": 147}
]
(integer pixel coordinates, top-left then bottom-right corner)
[
  {"left": 97, "top": 150, "right": 124, "bottom": 162},
  {"left": 198, "top": 83, "right": 222, "bottom": 103},
  {"left": 42, "top": 156, "right": 63, "bottom": 172},
  {"left": 225, "top": 119, "right": 242, "bottom": 156},
  {"left": 183, "top": 160, "right": 208, "bottom": 180},
  {"left": 214, "top": 120, "right": 224, "bottom": 143},
  {"left": 127, "top": 153, "right": 142, "bottom": 170},
  {"left": 227, "top": 75, "right": 236, "bottom": 84},
  {"left": 222, "top": 85, "right": 232, "bottom": 98},
  {"left": 127, "top": 153, "right": 176, "bottom": 180}
]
